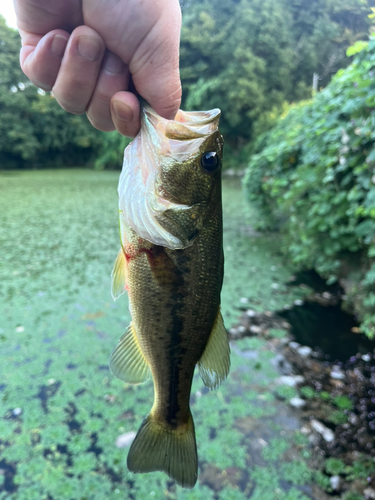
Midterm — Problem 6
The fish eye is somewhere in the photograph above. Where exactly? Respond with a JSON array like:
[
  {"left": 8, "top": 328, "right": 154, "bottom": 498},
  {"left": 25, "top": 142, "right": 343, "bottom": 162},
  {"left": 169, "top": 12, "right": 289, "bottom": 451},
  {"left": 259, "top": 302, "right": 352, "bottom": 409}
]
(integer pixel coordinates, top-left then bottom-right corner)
[{"left": 200, "top": 152, "right": 219, "bottom": 172}]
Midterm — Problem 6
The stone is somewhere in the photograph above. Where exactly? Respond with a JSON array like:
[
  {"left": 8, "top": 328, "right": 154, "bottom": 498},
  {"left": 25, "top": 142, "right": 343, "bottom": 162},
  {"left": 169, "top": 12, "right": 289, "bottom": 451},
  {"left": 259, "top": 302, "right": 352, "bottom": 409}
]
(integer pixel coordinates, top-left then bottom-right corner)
[
  {"left": 239, "top": 297, "right": 248, "bottom": 304},
  {"left": 311, "top": 419, "right": 335, "bottom": 443},
  {"left": 246, "top": 309, "right": 256, "bottom": 317},
  {"left": 300, "top": 425, "right": 311, "bottom": 434},
  {"left": 297, "top": 346, "right": 312, "bottom": 358},
  {"left": 115, "top": 431, "right": 136, "bottom": 448},
  {"left": 289, "top": 397, "right": 306, "bottom": 409},
  {"left": 249, "top": 325, "right": 262, "bottom": 334},
  {"left": 277, "top": 375, "right": 305, "bottom": 387},
  {"left": 289, "top": 341, "right": 300, "bottom": 350},
  {"left": 294, "top": 299, "right": 304, "bottom": 306},
  {"left": 330, "top": 475, "right": 341, "bottom": 492},
  {"left": 330, "top": 366, "right": 345, "bottom": 380},
  {"left": 364, "top": 488, "right": 375, "bottom": 500},
  {"left": 12, "top": 408, "right": 22, "bottom": 416}
]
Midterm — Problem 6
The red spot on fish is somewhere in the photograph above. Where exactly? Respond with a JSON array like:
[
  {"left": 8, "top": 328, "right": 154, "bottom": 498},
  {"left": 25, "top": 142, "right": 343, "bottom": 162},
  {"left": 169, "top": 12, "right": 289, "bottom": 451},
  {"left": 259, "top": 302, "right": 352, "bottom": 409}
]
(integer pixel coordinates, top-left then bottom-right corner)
[{"left": 125, "top": 247, "right": 155, "bottom": 262}]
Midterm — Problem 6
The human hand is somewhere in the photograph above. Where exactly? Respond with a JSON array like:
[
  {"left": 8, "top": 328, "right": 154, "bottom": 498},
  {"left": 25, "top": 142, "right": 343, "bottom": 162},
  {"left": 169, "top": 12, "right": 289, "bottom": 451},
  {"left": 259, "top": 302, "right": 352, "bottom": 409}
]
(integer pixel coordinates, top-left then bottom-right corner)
[{"left": 13, "top": 0, "right": 182, "bottom": 137}]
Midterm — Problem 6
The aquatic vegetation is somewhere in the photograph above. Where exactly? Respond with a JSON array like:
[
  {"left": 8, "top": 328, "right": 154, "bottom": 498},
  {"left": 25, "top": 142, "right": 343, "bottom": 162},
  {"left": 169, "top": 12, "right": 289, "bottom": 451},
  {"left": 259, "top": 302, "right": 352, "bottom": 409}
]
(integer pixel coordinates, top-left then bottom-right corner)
[{"left": 0, "top": 171, "right": 314, "bottom": 498}]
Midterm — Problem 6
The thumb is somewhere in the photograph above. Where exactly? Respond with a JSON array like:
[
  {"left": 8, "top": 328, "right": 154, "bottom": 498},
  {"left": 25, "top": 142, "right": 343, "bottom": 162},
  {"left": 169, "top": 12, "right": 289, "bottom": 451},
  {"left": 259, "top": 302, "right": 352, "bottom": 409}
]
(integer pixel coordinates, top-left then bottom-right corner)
[{"left": 129, "top": 3, "right": 182, "bottom": 120}]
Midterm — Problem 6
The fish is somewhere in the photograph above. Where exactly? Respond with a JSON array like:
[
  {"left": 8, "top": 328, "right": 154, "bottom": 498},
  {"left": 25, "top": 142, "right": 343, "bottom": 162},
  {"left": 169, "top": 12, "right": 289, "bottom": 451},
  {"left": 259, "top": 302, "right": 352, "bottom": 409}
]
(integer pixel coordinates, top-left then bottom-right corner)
[{"left": 110, "top": 103, "right": 230, "bottom": 488}]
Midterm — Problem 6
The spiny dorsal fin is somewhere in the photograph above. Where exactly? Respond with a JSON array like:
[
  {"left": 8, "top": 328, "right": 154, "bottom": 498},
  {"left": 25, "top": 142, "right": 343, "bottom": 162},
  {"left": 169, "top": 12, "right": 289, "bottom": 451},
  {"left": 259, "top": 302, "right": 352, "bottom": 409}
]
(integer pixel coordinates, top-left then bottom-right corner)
[
  {"left": 127, "top": 412, "right": 197, "bottom": 488},
  {"left": 198, "top": 311, "right": 230, "bottom": 390},
  {"left": 111, "top": 248, "right": 127, "bottom": 301},
  {"left": 109, "top": 324, "right": 150, "bottom": 384}
]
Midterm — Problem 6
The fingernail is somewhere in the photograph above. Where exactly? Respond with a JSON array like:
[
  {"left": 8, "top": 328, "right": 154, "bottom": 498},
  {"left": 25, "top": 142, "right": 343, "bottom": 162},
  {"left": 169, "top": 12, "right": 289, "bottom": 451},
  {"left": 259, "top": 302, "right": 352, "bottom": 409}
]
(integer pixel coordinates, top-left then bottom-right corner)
[
  {"left": 51, "top": 35, "right": 68, "bottom": 58},
  {"left": 105, "top": 52, "right": 125, "bottom": 75},
  {"left": 112, "top": 101, "right": 133, "bottom": 122},
  {"left": 77, "top": 36, "right": 102, "bottom": 61}
]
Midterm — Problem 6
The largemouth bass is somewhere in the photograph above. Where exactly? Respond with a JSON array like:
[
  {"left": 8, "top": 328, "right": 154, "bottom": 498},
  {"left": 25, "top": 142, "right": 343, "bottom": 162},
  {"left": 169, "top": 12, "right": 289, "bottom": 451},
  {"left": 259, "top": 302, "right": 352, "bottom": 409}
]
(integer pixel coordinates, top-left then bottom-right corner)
[{"left": 110, "top": 104, "right": 230, "bottom": 488}]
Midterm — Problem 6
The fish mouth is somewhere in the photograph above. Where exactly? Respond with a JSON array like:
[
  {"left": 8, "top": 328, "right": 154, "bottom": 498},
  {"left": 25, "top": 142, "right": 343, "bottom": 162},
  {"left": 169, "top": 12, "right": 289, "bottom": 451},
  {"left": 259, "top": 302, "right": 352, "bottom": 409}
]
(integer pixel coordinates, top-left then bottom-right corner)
[{"left": 142, "top": 105, "right": 221, "bottom": 143}]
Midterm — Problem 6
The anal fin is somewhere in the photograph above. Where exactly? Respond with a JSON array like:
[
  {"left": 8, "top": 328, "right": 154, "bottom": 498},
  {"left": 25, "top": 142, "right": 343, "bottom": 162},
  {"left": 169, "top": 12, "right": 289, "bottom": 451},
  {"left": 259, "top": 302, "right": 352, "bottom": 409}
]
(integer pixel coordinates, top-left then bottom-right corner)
[
  {"left": 111, "top": 248, "right": 128, "bottom": 300},
  {"left": 198, "top": 310, "right": 230, "bottom": 390},
  {"left": 110, "top": 324, "right": 150, "bottom": 384}
]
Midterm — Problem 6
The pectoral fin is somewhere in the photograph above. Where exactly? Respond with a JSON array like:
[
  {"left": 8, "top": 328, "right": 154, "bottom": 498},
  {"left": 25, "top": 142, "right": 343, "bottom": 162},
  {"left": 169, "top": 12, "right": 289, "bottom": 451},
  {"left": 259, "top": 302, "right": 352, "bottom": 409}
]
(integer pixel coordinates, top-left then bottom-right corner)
[
  {"left": 111, "top": 248, "right": 128, "bottom": 301},
  {"left": 110, "top": 324, "right": 150, "bottom": 384},
  {"left": 198, "top": 311, "right": 230, "bottom": 390}
]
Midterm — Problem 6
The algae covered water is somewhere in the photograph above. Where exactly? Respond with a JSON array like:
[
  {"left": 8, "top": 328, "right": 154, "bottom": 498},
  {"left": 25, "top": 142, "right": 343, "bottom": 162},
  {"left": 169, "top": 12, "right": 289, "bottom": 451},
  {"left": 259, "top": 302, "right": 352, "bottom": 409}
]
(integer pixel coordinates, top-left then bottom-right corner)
[{"left": 0, "top": 170, "right": 317, "bottom": 499}]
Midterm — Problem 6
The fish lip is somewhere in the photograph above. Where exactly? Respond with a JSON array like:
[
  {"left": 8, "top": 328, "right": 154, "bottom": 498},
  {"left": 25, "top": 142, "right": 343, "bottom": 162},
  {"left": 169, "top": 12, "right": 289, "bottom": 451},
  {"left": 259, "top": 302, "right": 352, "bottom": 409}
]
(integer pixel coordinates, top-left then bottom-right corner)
[
  {"left": 140, "top": 99, "right": 221, "bottom": 126},
  {"left": 142, "top": 104, "right": 221, "bottom": 141},
  {"left": 175, "top": 108, "right": 221, "bottom": 125}
]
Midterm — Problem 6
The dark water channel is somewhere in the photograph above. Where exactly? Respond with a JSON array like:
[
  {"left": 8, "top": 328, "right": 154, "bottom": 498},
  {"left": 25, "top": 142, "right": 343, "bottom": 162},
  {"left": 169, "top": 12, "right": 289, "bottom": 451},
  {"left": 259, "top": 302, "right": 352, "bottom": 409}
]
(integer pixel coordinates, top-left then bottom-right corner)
[{"left": 277, "top": 270, "right": 375, "bottom": 363}]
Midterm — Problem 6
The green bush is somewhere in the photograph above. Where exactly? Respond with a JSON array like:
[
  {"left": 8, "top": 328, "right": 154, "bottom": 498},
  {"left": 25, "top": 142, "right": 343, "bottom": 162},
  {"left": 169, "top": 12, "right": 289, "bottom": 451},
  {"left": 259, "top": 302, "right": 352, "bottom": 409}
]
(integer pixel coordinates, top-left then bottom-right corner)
[{"left": 244, "top": 38, "right": 375, "bottom": 336}]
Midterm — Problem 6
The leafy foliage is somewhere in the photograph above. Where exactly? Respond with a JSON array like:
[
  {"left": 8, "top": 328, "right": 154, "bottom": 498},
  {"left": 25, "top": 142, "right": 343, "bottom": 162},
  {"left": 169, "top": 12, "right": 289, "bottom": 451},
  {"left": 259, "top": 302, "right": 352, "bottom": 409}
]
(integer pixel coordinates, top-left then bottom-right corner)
[
  {"left": 244, "top": 38, "right": 375, "bottom": 336},
  {"left": 180, "top": 0, "right": 373, "bottom": 151}
]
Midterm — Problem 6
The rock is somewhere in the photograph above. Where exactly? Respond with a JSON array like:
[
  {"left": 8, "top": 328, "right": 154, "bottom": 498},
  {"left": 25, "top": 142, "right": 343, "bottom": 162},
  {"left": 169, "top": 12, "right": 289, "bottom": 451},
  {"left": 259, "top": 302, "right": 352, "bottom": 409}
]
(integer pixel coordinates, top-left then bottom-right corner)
[
  {"left": 348, "top": 414, "right": 358, "bottom": 425},
  {"left": 249, "top": 325, "right": 262, "bottom": 334},
  {"left": 297, "top": 346, "right": 312, "bottom": 358},
  {"left": 310, "top": 419, "right": 335, "bottom": 443},
  {"left": 115, "top": 431, "right": 136, "bottom": 448},
  {"left": 237, "top": 325, "right": 246, "bottom": 334},
  {"left": 289, "top": 341, "right": 300, "bottom": 350},
  {"left": 290, "top": 397, "right": 306, "bottom": 408},
  {"left": 330, "top": 475, "right": 341, "bottom": 492},
  {"left": 300, "top": 425, "right": 311, "bottom": 435},
  {"left": 277, "top": 375, "right": 305, "bottom": 387},
  {"left": 272, "top": 354, "right": 293, "bottom": 375},
  {"left": 239, "top": 297, "right": 248, "bottom": 304},
  {"left": 362, "top": 353, "right": 371, "bottom": 362},
  {"left": 12, "top": 408, "right": 22, "bottom": 416},
  {"left": 330, "top": 366, "right": 345, "bottom": 380},
  {"left": 364, "top": 488, "right": 375, "bottom": 500},
  {"left": 294, "top": 299, "right": 304, "bottom": 306},
  {"left": 246, "top": 309, "right": 256, "bottom": 317}
]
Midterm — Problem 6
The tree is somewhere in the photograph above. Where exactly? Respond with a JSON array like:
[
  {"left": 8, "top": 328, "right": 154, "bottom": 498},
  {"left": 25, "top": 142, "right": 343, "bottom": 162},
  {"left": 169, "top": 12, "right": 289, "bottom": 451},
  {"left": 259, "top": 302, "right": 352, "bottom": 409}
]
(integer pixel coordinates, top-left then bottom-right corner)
[
  {"left": 0, "top": 16, "right": 103, "bottom": 168},
  {"left": 180, "top": 0, "right": 373, "bottom": 151}
]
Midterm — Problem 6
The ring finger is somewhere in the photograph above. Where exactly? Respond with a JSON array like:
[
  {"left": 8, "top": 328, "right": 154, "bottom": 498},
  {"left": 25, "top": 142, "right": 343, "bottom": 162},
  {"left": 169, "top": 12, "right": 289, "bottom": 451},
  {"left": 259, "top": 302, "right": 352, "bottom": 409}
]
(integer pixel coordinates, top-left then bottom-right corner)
[{"left": 86, "top": 50, "right": 130, "bottom": 132}]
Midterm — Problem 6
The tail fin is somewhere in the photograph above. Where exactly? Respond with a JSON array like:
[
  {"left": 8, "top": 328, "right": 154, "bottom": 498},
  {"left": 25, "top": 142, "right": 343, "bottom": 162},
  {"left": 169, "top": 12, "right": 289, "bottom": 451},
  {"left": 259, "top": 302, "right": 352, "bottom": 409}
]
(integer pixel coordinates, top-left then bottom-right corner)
[{"left": 127, "top": 413, "right": 197, "bottom": 488}]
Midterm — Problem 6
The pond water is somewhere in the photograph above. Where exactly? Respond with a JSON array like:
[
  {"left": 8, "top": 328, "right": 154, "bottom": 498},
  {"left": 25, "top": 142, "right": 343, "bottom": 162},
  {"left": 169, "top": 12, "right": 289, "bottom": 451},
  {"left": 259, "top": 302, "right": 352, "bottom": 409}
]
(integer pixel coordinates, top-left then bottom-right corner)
[{"left": 0, "top": 170, "right": 320, "bottom": 500}]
